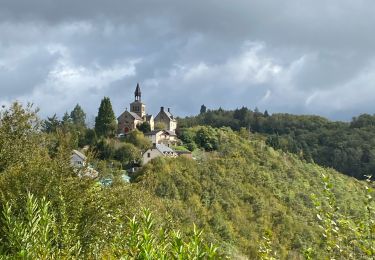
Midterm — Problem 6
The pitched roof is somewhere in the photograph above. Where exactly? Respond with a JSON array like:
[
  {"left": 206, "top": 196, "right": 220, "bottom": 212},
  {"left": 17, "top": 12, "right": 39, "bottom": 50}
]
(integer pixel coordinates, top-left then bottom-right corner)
[
  {"left": 165, "top": 130, "right": 176, "bottom": 136},
  {"left": 117, "top": 110, "right": 142, "bottom": 121},
  {"left": 145, "top": 130, "right": 164, "bottom": 136},
  {"left": 164, "top": 110, "right": 175, "bottom": 120},
  {"left": 129, "top": 111, "right": 142, "bottom": 120},
  {"left": 72, "top": 150, "right": 86, "bottom": 160},
  {"left": 156, "top": 144, "right": 175, "bottom": 154}
]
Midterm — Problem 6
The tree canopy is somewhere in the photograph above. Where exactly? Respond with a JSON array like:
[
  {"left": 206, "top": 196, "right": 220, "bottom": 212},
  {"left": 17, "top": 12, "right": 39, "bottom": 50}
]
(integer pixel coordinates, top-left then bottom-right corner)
[{"left": 95, "top": 97, "right": 117, "bottom": 137}]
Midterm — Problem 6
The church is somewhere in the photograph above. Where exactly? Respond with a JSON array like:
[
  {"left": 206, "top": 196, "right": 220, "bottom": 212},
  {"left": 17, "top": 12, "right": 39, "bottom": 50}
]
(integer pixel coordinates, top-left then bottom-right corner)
[{"left": 117, "top": 83, "right": 177, "bottom": 135}]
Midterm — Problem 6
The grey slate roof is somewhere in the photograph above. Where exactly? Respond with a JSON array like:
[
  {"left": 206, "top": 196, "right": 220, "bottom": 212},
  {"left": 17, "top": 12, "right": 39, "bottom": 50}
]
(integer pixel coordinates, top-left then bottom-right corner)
[
  {"left": 164, "top": 111, "right": 175, "bottom": 120},
  {"left": 72, "top": 150, "right": 86, "bottom": 160},
  {"left": 145, "top": 130, "right": 164, "bottom": 136},
  {"left": 165, "top": 130, "right": 176, "bottom": 136},
  {"left": 129, "top": 111, "right": 142, "bottom": 120},
  {"left": 156, "top": 144, "right": 174, "bottom": 154}
]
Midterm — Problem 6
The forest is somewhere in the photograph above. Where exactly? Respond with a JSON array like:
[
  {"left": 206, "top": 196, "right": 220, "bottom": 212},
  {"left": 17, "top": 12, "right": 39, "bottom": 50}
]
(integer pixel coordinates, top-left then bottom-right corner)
[
  {"left": 179, "top": 106, "right": 375, "bottom": 180},
  {"left": 0, "top": 101, "right": 374, "bottom": 259}
]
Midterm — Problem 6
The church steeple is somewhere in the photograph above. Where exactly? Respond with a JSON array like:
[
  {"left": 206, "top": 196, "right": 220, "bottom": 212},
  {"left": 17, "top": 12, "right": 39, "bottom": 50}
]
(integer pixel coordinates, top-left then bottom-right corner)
[{"left": 134, "top": 83, "right": 141, "bottom": 101}]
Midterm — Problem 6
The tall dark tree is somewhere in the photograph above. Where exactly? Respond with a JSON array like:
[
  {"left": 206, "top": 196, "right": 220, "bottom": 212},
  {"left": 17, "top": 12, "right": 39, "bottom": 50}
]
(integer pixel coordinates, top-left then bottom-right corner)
[
  {"left": 95, "top": 97, "right": 117, "bottom": 137},
  {"left": 200, "top": 104, "right": 207, "bottom": 114},
  {"left": 70, "top": 104, "right": 86, "bottom": 128}
]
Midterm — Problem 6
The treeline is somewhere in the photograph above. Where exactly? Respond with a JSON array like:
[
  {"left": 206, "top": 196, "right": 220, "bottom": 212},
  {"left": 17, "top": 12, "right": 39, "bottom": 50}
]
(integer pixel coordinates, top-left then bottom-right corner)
[{"left": 179, "top": 107, "right": 375, "bottom": 179}]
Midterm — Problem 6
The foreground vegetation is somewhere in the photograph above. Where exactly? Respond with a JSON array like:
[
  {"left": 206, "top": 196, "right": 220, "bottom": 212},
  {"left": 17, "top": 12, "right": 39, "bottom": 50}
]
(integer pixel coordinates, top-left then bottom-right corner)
[{"left": 0, "top": 102, "right": 373, "bottom": 259}]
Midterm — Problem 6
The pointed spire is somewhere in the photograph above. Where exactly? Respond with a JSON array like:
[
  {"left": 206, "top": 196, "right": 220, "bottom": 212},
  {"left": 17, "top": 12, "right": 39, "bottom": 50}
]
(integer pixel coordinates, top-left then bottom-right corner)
[{"left": 134, "top": 83, "right": 141, "bottom": 101}]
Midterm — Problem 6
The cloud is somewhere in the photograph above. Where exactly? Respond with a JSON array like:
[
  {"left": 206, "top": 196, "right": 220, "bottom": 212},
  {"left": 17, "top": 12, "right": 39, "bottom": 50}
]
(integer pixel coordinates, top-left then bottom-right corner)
[{"left": 0, "top": 0, "right": 375, "bottom": 120}]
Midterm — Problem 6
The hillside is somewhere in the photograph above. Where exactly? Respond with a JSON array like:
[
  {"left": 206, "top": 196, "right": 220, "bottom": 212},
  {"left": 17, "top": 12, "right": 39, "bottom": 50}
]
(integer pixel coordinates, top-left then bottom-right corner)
[
  {"left": 133, "top": 126, "right": 373, "bottom": 259},
  {"left": 179, "top": 107, "right": 375, "bottom": 180},
  {"left": 0, "top": 104, "right": 373, "bottom": 259}
]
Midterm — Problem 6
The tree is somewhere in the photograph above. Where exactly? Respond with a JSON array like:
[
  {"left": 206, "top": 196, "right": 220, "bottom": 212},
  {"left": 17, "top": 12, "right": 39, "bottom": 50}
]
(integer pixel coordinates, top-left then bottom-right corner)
[
  {"left": 70, "top": 104, "right": 86, "bottom": 128},
  {"left": 95, "top": 97, "right": 117, "bottom": 137},
  {"left": 155, "top": 122, "right": 167, "bottom": 130},
  {"left": 43, "top": 114, "right": 61, "bottom": 133},
  {"left": 137, "top": 122, "right": 151, "bottom": 133},
  {"left": 114, "top": 143, "right": 142, "bottom": 167},
  {"left": 126, "top": 129, "right": 152, "bottom": 151},
  {"left": 62, "top": 112, "right": 72, "bottom": 126},
  {"left": 200, "top": 104, "right": 207, "bottom": 114}
]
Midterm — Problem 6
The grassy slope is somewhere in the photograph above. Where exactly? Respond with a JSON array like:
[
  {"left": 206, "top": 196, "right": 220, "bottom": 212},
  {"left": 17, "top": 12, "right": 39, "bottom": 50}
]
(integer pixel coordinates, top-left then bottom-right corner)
[{"left": 133, "top": 128, "right": 367, "bottom": 259}]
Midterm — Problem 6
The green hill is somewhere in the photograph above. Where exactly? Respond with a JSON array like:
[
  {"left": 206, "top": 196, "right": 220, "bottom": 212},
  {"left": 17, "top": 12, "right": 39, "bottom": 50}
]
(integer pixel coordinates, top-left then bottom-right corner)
[
  {"left": 133, "top": 127, "right": 373, "bottom": 258},
  {"left": 0, "top": 104, "right": 373, "bottom": 259}
]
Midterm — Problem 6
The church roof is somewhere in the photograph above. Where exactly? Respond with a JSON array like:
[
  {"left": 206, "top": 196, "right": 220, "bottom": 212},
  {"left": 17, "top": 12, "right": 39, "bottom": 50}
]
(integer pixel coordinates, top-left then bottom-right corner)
[
  {"left": 118, "top": 110, "right": 142, "bottom": 121},
  {"left": 129, "top": 111, "right": 142, "bottom": 120}
]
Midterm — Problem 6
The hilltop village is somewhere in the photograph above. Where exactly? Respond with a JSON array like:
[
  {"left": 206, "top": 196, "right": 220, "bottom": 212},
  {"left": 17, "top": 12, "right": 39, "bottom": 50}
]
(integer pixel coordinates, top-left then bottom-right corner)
[{"left": 70, "top": 83, "right": 191, "bottom": 181}]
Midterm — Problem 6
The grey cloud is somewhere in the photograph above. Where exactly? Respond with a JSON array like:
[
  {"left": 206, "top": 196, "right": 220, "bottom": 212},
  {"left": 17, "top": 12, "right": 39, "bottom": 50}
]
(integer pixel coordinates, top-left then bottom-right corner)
[{"left": 1, "top": 1, "right": 375, "bottom": 120}]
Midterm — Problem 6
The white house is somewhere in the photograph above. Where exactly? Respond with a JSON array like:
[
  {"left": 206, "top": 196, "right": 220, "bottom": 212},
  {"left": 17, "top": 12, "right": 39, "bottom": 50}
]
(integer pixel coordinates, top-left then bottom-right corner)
[
  {"left": 144, "top": 130, "right": 179, "bottom": 146},
  {"left": 143, "top": 144, "right": 177, "bottom": 165},
  {"left": 71, "top": 150, "right": 87, "bottom": 167},
  {"left": 71, "top": 150, "right": 99, "bottom": 179}
]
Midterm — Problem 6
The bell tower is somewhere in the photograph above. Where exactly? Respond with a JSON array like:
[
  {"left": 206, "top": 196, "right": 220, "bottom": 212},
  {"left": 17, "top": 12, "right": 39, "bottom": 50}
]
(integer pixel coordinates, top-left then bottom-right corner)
[{"left": 130, "top": 83, "right": 146, "bottom": 118}]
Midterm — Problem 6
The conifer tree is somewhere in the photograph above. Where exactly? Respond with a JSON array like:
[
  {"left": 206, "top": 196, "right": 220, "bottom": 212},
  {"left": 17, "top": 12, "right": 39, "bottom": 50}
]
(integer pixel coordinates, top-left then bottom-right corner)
[
  {"left": 200, "top": 104, "right": 207, "bottom": 114},
  {"left": 95, "top": 97, "right": 117, "bottom": 137},
  {"left": 70, "top": 104, "right": 86, "bottom": 128}
]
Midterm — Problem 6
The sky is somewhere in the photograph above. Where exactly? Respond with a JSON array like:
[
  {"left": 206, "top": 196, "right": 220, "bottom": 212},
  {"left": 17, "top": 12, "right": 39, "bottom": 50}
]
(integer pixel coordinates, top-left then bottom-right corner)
[{"left": 1, "top": 0, "right": 375, "bottom": 121}]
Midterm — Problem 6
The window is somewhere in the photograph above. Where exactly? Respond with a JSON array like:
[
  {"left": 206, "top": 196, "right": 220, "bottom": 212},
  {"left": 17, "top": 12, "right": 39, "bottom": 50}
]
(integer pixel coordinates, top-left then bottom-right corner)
[{"left": 147, "top": 153, "right": 151, "bottom": 158}]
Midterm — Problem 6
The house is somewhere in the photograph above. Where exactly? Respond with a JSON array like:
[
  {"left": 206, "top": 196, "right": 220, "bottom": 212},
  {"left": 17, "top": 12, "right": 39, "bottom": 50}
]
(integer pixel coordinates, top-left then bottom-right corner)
[
  {"left": 143, "top": 143, "right": 178, "bottom": 165},
  {"left": 71, "top": 150, "right": 98, "bottom": 179},
  {"left": 144, "top": 129, "right": 179, "bottom": 146},
  {"left": 154, "top": 107, "right": 177, "bottom": 132},
  {"left": 117, "top": 83, "right": 154, "bottom": 135},
  {"left": 71, "top": 150, "right": 86, "bottom": 167}
]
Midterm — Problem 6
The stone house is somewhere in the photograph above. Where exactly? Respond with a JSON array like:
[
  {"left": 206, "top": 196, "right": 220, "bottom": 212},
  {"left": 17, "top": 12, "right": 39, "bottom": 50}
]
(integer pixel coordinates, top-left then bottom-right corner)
[
  {"left": 154, "top": 107, "right": 177, "bottom": 132},
  {"left": 142, "top": 143, "right": 177, "bottom": 165}
]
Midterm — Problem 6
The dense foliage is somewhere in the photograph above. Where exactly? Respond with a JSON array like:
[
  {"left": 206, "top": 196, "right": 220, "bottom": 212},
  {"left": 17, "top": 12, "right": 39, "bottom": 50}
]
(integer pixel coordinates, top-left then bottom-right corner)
[
  {"left": 179, "top": 107, "right": 375, "bottom": 180},
  {"left": 134, "top": 126, "right": 374, "bottom": 258},
  {"left": 0, "top": 103, "right": 218, "bottom": 259},
  {"left": 0, "top": 102, "right": 373, "bottom": 259}
]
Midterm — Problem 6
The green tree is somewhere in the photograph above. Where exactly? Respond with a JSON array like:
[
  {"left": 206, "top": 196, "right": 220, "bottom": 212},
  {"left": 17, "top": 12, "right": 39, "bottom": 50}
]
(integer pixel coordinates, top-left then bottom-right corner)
[
  {"left": 43, "top": 114, "right": 61, "bottom": 133},
  {"left": 126, "top": 129, "right": 152, "bottom": 151},
  {"left": 200, "top": 104, "right": 207, "bottom": 114},
  {"left": 137, "top": 122, "right": 151, "bottom": 133},
  {"left": 114, "top": 143, "right": 142, "bottom": 167},
  {"left": 70, "top": 104, "right": 86, "bottom": 128},
  {"left": 154, "top": 122, "right": 167, "bottom": 130},
  {"left": 95, "top": 97, "right": 117, "bottom": 137}
]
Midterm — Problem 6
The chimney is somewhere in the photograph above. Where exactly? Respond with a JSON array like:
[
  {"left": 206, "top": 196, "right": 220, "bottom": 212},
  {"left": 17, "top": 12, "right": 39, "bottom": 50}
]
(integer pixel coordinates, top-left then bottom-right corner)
[
  {"left": 167, "top": 108, "right": 170, "bottom": 113},
  {"left": 160, "top": 106, "right": 164, "bottom": 112}
]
